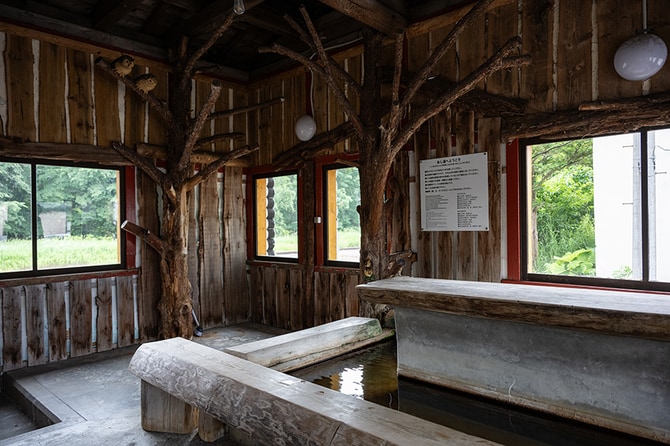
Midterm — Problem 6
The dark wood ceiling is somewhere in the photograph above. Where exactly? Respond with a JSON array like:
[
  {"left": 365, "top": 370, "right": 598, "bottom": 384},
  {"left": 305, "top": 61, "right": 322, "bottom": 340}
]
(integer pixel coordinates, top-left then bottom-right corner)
[{"left": 0, "top": 0, "right": 473, "bottom": 82}]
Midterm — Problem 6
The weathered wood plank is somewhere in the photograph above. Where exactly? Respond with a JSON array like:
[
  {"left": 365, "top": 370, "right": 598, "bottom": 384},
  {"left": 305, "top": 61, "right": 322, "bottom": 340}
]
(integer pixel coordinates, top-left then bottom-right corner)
[
  {"left": 39, "top": 41, "right": 67, "bottom": 143},
  {"left": 301, "top": 160, "right": 316, "bottom": 327},
  {"left": 198, "top": 172, "right": 224, "bottom": 328},
  {"left": 262, "top": 266, "right": 277, "bottom": 327},
  {"left": 124, "top": 64, "right": 147, "bottom": 147},
  {"left": 93, "top": 60, "right": 121, "bottom": 147},
  {"left": 415, "top": 120, "right": 432, "bottom": 278},
  {"left": 647, "top": 0, "right": 670, "bottom": 94},
  {"left": 270, "top": 80, "right": 285, "bottom": 159},
  {"left": 67, "top": 49, "right": 94, "bottom": 144},
  {"left": 1, "top": 286, "right": 23, "bottom": 370},
  {"left": 595, "top": 0, "right": 641, "bottom": 101},
  {"left": 345, "top": 273, "right": 360, "bottom": 317},
  {"left": 289, "top": 269, "right": 305, "bottom": 330},
  {"left": 225, "top": 317, "right": 384, "bottom": 371},
  {"left": 485, "top": 2, "right": 519, "bottom": 96},
  {"left": 222, "top": 166, "right": 249, "bottom": 324},
  {"left": 186, "top": 181, "right": 201, "bottom": 324},
  {"left": 521, "top": 0, "right": 554, "bottom": 112},
  {"left": 329, "top": 272, "right": 346, "bottom": 322},
  {"left": 69, "top": 279, "right": 93, "bottom": 357},
  {"left": 454, "top": 111, "right": 476, "bottom": 281},
  {"left": 137, "top": 170, "right": 160, "bottom": 340},
  {"left": 313, "top": 271, "right": 329, "bottom": 326},
  {"left": 275, "top": 267, "right": 290, "bottom": 330},
  {"left": 25, "top": 284, "right": 47, "bottom": 366},
  {"left": 434, "top": 110, "right": 453, "bottom": 280},
  {"left": 249, "top": 265, "right": 263, "bottom": 323},
  {"left": 5, "top": 35, "right": 36, "bottom": 141},
  {"left": 116, "top": 274, "right": 135, "bottom": 347},
  {"left": 477, "top": 117, "right": 502, "bottom": 282},
  {"left": 46, "top": 281, "right": 67, "bottom": 362},
  {"left": 213, "top": 85, "right": 230, "bottom": 152},
  {"left": 357, "top": 277, "right": 670, "bottom": 341},
  {"left": 141, "top": 380, "right": 197, "bottom": 434},
  {"left": 556, "top": 0, "right": 593, "bottom": 109},
  {"left": 95, "top": 277, "right": 114, "bottom": 352}
]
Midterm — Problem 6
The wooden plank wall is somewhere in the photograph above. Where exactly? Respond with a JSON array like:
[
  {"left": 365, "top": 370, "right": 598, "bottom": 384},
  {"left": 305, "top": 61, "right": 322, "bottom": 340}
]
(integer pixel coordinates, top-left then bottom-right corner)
[
  {"left": 0, "top": 275, "right": 137, "bottom": 371},
  {"left": 0, "top": 32, "right": 252, "bottom": 369},
  {"left": 243, "top": 0, "right": 670, "bottom": 330}
]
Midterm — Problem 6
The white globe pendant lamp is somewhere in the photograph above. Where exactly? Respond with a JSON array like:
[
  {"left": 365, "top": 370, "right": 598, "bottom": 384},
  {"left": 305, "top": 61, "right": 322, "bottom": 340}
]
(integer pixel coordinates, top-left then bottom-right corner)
[
  {"left": 295, "top": 115, "right": 317, "bottom": 141},
  {"left": 614, "top": 0, "right": 667, "bottom": 81}
]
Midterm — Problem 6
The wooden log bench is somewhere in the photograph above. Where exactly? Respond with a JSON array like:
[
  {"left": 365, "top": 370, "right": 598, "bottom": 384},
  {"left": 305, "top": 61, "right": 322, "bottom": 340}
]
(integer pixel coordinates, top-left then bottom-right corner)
[
  {"left": 224, "top": 316, "right": 394, "bottom": 372},
  {"left": 128, "top": 337, "right": 499, "bottom": 445},
  {"left": 357, "top": 277, "right": 670, "bottom": 444}
]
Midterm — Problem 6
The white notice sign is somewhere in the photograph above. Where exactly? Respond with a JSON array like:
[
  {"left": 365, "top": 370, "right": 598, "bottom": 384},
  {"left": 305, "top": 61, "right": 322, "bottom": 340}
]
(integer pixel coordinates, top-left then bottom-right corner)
[{"left": 420, "top": 152, "right": 489, "bottom": 231}]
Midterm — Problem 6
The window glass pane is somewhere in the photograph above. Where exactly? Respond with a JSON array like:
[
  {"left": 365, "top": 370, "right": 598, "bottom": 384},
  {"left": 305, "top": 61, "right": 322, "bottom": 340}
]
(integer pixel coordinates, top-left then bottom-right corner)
[
  {"left": 325, "top": 166, "right": 360, "bottom": 262},
  {"left": 36, "top": 165, "right": 120, "bottom": 269},
  {"left": 528, "top": 136, "right": 641, "bottom": 279},
  {"left": 649, "top": 128, "right": 670, "bottom": 282},
  {"left": 255, "top": 173, "right": 298, "bottom": 258},
  {"left": 0, "top": 162, "right": 32, "bottom": 272}
]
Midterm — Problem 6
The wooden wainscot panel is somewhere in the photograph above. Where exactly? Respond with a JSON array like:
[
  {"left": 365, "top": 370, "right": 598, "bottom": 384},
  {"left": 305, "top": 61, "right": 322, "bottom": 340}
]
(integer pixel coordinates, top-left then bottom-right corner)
[
  {"left": 70, "top": 279, "right": 93, "bottom": 358},
  {"left": 1, "top": 286, "right": 24, "bottom": 370},
  {"left": 116, "top": 275, "right": 135, "bottom": 348},
  {"left": 276, "top": 268, "right": 291, "bottom": 330},
  {"left": 25, "top": 284, "right": 48, "bottom": 366},
  {"left": 47, "top": 281, "right": 68, "bottom": 362},
  {"left": 96, "top": 276, "right": 114, "bottom": 352}
]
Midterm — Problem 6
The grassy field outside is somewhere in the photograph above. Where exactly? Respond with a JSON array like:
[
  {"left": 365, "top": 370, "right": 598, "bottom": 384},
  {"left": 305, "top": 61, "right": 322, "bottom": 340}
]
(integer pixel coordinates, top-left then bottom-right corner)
[{"left": 0, "top": 237, "right": 119, "bottom": 271}]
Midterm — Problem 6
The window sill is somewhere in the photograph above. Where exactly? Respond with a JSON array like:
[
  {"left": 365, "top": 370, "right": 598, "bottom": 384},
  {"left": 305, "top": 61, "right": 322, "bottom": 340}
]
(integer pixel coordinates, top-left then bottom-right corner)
[{"left": 0, "top": 268, "right": 139, "bottom": 287}]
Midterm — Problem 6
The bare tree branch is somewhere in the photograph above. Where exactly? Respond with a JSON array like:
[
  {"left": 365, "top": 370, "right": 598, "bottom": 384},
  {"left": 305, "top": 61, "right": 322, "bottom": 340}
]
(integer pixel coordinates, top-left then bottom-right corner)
[
  {"left": 273, "top": 121, "right": 356, "bottom": 169},
  {"left": 298, "top": 6, "right": 363, "bottom": 134},
  {"left": 182, "top": 12, "right": 236, "bottom": 85},
  {"left": 393, "top": 38, "right": 529, "bottom": 153},
  {"left": 95, "top": 57, "right": 174, "bottom": 128},
  {"left": 401, "top": 0, "right": 496, "bottom": 110},
  {"left": 180, "top": 80, "right": 223, "bottom": 171},
  {"left": 195, "top": 132, "right": 245, "bottom": 150},
  {"left": 381, "top": 32, "right": 406, "bottom": 152},
  {"left": 111, "top": 141, "right": 165, "bottom": 187},
  {"left": 121, "top": 220, "right": 165, "bottom": 254},
  {"left": 207, "top": 97, "right": 285, "bottom": 122},
  {"left": 184, "top": 144, "right": 260, "bottom": 191}
]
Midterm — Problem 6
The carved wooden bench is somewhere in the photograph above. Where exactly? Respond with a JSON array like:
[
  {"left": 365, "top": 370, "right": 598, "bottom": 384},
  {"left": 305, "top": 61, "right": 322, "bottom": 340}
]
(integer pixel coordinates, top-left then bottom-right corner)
[{"left": 129, "top": 337, "right": 499, "bottom": 445}]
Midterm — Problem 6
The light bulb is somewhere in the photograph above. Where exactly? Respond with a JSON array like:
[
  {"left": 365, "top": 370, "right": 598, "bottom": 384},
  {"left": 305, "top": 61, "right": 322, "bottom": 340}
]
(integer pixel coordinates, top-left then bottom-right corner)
[
  {"left": 233, "top": 0, "right": 245, "bottom": 15},
  {"left": 295, "top": 115, "right": 316, "bottom": 141},
  {"left": 614, "top": 33, "right": 667, "bottom": 81}
]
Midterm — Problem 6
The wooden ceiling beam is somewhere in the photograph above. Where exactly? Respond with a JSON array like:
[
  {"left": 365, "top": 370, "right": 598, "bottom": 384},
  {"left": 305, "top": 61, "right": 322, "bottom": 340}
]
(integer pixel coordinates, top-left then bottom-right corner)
[
  {"left": 317, "top": 0, "right": 407, "bottom": 36},
  {"left": 180, "top": 0, "right": 265, "bottom": 38}
]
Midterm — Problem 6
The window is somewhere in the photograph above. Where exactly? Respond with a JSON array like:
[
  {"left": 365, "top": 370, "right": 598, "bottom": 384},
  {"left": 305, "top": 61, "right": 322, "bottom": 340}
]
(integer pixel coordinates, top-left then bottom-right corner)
[
  {"left": 0, "top": 160, "right": 124, "bottom": 276},
  {"left": 321, "top": 163, "right": 360, "bottom": 266},
  {"left": 521, "top": 128, "right": 670, "bottom": 290},
  {"left": 252, "top": 171, "right": 299, "bottom": 261}
]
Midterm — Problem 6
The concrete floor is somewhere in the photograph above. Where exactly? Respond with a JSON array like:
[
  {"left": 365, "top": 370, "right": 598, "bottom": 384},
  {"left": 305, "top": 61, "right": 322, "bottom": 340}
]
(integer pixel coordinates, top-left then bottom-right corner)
[{"left": 0, "top": 323, "right": 287, "bottom": 446}]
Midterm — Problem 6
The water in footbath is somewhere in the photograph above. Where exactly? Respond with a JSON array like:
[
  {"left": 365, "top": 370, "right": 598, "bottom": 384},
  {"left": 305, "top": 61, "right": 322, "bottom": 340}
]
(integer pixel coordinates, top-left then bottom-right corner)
[{"left": 290, "top": 340, "right": 662, "bottom": 446}]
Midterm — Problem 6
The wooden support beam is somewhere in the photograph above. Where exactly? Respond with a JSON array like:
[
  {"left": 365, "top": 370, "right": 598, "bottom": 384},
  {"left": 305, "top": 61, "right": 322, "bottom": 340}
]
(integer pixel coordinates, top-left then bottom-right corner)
[
  {"left": 318, "top": 0, "right": 407, "bottom": 36},
  {"left": 0, "top": 138, "right": 130, "bottom": 166}
]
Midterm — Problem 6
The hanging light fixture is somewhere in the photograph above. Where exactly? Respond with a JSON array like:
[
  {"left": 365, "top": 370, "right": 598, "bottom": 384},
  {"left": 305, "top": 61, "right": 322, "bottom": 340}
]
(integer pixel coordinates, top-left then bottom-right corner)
[
  {"left": 614, "top": 0, "right": 667, "bottom": 81},
  {"left": 233, "top": 0, "right": 245, "bottom": 15},
  {"left": 295, "top": 115, "right": 317, "bottom": 141},
  {"left": 295, "top": 68, "right": 317, "bottom": 141}
]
